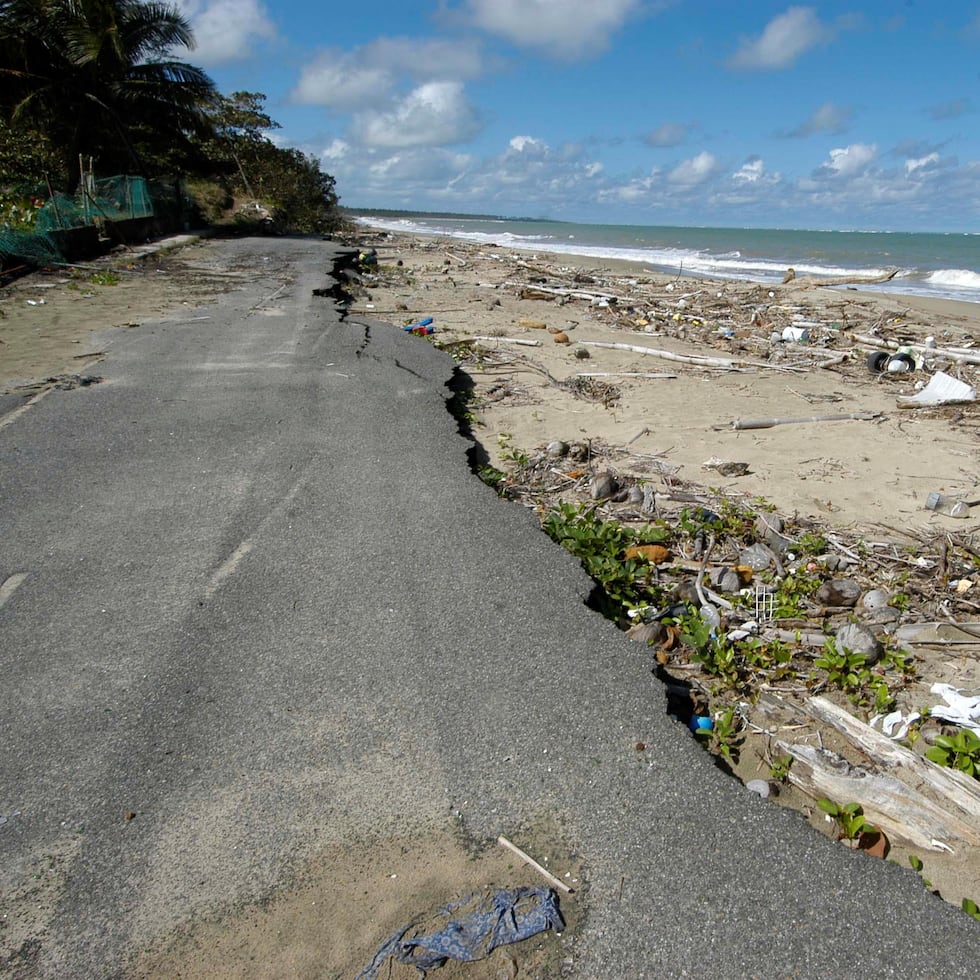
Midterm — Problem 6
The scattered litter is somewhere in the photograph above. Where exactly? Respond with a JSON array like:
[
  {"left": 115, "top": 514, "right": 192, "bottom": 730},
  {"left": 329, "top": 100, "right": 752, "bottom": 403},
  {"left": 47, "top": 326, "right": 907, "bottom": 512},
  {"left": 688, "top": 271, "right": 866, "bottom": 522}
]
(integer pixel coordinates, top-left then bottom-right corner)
[
  {"left": 929, "top": 684, "right": 980, "bottom": 736},
  {"left": 702, "top": 457, "right": 750, "bottom": 477},
  {"left": 896, "top": 371, "right": 976, "bottom": 409},
  {"left": 403, "top": 316, "right": 435, "bottom": 336},
  {"left": 356, "top": 886, "right": 564, "bottom": 980},
  {"left": 924, "top": 492, "right": 974, "bottom": 519},
  {"left": 870, "top": 709, "right": 921, "bottom": 740}
]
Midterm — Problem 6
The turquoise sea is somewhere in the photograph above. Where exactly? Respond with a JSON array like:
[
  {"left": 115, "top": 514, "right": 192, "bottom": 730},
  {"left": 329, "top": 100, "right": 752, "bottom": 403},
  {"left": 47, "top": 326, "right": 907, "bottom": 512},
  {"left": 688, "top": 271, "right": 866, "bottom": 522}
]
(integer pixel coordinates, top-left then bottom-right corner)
[{"left": 353, "top": 212, "right": 980, "bottom": 305}]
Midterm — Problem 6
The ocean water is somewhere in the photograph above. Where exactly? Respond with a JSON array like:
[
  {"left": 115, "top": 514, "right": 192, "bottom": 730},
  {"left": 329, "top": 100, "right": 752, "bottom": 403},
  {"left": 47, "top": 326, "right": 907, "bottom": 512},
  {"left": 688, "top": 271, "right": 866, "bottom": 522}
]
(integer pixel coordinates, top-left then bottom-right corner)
[{"left": 354, "top": 213, "right": 980, "bottom": 305}]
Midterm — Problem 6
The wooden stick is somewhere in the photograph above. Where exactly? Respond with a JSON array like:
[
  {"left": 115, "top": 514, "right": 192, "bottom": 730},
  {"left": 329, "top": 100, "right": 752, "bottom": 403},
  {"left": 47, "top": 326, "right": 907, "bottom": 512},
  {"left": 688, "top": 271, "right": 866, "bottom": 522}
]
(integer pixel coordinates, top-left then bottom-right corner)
[
  {"left": 576, "top": 372, "right": 678, "bottom": 379},
  {"left": 472, "top": 336, "right": 542, "bottom": 346},
  {"left": 715, "top": 412, "right": 881, "bottom": 431},
  {"left": 497, "top": 835, "right": 573, "bottom": 893},
  {"left": 580, "top": 340, "right": 804, "bottom": 373}
]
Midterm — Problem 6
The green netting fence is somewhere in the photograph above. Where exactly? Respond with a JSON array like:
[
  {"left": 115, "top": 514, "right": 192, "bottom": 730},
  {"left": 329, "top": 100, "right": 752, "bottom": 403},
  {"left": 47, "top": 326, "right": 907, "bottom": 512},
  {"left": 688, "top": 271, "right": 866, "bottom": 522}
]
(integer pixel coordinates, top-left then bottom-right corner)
[{"left": 0, "top": 175, "right": 173, "bottom": 266}]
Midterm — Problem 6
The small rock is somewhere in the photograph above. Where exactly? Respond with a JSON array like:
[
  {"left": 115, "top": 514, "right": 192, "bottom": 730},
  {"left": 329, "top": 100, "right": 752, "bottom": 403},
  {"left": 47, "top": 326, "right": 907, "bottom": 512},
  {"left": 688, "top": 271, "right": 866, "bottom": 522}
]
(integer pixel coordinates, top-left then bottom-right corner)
[
  {"left": 574, "top": 347, "right": 591, "bottom": 359},
  {"left": 713, "top": 569, "right": 743, "bottom": 594},
  {"left": 627, "top": 485, "right": 644, "bottom": 504},
  {"left": 865, "top": 605, "right": 901, "bottom": 625},
  {"left": 835, "top": 622, "right": 884, "bottom": 666},
  {"left": 626, "top": 621, "right": 667, "bottom": 646},
  {"left": 746, "top": 779, "right": 771, "bottom": 799},
  {"left": 553, "top": 331, "right": 571, "bottom": 344},
  {"left": 816, "top": 578, "right": 861, "bottom": 607},
  {"left": 546, "top": 440, "right": 569, "bottom": 458},
  {"left": 568, "top": 442, "right": 589, "bottom": 461},
  {"left": 740, "top": 542, "right": 777, "bottom": 571},
  {"left": 755, "top": 514, "right": 792, "bottom": 555},
  {"left": 591, "top": 471, "right": 618, "bottom": 499},
  {"left": 862, "top": 589, "right": 890, "bottom": 610}
]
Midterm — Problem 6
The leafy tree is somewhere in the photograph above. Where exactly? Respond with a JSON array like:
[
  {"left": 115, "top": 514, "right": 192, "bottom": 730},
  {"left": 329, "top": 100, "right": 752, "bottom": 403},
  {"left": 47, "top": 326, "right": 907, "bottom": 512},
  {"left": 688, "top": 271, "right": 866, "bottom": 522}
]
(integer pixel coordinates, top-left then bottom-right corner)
[
  {"left": 0, "top": 0, "right": 216, "bottom": 189},
  {"left": 197, "top": 91, "right": 342, "bottom": 233}
]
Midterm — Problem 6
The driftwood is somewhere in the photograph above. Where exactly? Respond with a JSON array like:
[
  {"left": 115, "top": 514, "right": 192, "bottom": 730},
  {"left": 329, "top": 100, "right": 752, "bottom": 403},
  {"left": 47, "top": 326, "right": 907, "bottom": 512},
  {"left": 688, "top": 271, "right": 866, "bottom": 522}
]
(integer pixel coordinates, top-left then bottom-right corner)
[
  {"left": 580, "top": 340, "right": 809, "bottom": 374},
  {"left": 803, "top": 697, "right": 980, "bottom": 820},
  {"left": 776, "top": 741, "right": 980, "bottom": 850},
  {"left": 794, "top": 269, "right": 900, "bottom": 288},
  {"left": 472, "top": 336, "right": 542, "bottom": 347},
  {"left": 576, "top": 372, "right": 678, "bottom": 379},
  {"left": 715, "top": 412, "right": 881, "bottom": 431}
]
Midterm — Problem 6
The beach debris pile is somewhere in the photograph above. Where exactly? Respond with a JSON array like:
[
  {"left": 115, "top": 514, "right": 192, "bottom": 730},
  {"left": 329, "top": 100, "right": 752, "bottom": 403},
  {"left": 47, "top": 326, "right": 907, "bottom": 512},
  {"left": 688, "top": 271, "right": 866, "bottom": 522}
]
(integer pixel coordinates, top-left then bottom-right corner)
[
  {"left": 484, "top": 432, "right": 980, "bottom": 862},
  {"left": 353, "top": 233, "right": 980, "bottom": 906}
]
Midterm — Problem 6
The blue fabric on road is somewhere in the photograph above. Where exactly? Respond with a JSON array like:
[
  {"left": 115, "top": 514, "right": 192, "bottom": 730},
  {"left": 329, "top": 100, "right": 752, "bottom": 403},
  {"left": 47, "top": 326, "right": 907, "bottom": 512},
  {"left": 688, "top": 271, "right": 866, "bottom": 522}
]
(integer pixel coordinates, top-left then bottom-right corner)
[{"left": 357, "top": 886, "right": 564, "bottom": 978}]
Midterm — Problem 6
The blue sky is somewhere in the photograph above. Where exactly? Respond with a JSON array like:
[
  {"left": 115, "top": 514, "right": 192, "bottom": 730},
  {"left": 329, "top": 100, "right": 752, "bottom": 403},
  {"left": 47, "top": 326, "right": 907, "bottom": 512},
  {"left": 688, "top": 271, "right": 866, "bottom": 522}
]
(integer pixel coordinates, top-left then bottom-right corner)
[{"left": 173, "top": 2, "right": 980, "bottom": 232}]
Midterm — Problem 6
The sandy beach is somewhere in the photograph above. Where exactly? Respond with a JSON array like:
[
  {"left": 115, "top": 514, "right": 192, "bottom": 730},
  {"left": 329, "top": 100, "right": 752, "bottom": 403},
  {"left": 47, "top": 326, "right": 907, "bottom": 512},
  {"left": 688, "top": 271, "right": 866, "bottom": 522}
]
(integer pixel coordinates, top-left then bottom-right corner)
[
  {"left": 3, "top": 230, "right": 980, "bottom": 936},
  {"left": 351, "top": 228, "right": 980, "bottom": 540}
]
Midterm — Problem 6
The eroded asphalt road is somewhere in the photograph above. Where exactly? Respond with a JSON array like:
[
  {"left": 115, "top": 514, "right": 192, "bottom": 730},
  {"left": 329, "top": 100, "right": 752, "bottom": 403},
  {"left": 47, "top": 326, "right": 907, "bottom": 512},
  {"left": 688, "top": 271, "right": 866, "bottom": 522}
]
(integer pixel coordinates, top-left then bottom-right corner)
[{"left": 1, "top": 236, "right": 978, "bottom": 977}]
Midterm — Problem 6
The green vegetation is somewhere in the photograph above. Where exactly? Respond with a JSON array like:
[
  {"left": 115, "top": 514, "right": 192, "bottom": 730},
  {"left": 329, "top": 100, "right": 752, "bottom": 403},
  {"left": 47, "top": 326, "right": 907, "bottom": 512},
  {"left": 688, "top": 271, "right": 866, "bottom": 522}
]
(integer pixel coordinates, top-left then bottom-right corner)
[
  {"left": 0, "top": 1, "right": 342, "bottom": 241},
  {"left": 817, "top": 799, "right": 877, "bottom": 843},
  {"left": 924, "top": 728, "right": 980, "bottom": 779}
]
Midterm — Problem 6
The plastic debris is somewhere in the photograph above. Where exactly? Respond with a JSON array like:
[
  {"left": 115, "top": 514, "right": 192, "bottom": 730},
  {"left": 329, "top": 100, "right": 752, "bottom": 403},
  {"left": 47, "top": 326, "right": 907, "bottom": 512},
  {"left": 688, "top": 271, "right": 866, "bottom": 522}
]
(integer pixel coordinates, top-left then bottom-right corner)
[
  {"left": 870, "top": 709, "right": 921, "bottom": 740},
  {"left": 356, "top": 886, "right": 563, "bottom": 980},
  {"left": 924, "top": 492, "right": 972, "bottom": 519},
  {"left": 929, "top": 684, "right": 980, "bottom": 736},
  {"left": 897, "top": 371, "right": 976, "bottom": 409},
  {"left": 403, "top": 316, "right": 435, "bottom": 336}
]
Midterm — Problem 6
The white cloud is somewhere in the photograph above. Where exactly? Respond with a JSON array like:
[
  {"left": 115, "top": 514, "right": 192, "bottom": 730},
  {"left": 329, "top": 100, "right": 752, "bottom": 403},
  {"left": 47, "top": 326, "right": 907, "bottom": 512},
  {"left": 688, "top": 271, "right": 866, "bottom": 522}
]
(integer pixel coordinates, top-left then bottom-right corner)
[
  {"left": 819, "top": 143, "right": 877, "bottom": 178},
  {"left": 668, "top": 151, "right": 720, "bottom": 185},
  {"left": 461, "top": 0, "right": 642, "bottom": 59},
  {"left": 729, "top": 6, "right": 829, "bottom": 70},
  {"left": 293, "top": 57, "right": 393, "bottom": 111},
  {"left": 351, "top": 81, "right": 483, "bottom": 148},
  {"left": 321, "top": 139, "right": 350, "bottom": 161},
  {"left": 292, "top": 37, "right": 485, "bottom": 111},
  {"left": 174, "top": 0, "right": 276, "bottom": 65},
  {"left": 782, "top": 102, "right": 852, "bottom": 138},
  {"left": 905, "top": 153, "right": 940, "bottom": 176},
  {"left": 644, "top": 122, "right": 691, "bottom": 148},
  {"left": 732, "top": 158, "right": 765, "bottom": 183}
]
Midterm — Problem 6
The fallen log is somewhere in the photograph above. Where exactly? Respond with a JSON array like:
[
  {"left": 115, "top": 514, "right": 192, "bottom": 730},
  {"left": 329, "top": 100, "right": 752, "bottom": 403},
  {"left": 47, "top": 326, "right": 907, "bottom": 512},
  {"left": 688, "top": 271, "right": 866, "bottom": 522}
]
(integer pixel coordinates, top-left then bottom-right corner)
[
  {"left": 803, "top": 696, "right": 980, "bottom": 820},
  {"left": 794, "top": 269, "right": 900, "bottom": 288},
  {"left": 776, "top": 741, "right": 980, "bottom": 850}
]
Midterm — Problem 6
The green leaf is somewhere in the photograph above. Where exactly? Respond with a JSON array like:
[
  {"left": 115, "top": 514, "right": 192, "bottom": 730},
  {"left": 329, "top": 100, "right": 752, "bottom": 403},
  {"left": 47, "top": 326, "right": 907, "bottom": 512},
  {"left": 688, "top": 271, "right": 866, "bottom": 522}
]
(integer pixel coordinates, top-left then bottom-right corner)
[{"left": 816, "top": 798, "right": 839, "bottom": 816}]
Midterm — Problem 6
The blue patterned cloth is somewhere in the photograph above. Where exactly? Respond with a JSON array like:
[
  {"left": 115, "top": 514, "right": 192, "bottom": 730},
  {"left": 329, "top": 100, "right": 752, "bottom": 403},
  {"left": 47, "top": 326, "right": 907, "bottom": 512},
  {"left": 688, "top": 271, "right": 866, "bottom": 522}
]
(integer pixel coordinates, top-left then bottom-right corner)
[{"left": 357, "top": 886, "right": 564, "bottom": 978}]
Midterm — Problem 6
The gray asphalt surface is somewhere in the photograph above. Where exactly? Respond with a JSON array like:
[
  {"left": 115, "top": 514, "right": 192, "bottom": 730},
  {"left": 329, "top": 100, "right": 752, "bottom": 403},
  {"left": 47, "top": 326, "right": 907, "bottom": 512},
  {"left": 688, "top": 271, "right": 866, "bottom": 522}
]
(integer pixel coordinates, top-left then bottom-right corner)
[{"left": 1, "top": 235, "right": 978, "bottom": 977}]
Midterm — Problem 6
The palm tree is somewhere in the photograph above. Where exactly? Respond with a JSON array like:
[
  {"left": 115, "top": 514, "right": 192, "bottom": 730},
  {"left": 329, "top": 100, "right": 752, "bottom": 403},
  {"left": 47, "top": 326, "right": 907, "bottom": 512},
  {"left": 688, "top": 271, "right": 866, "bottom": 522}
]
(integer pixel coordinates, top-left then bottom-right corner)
[{"left": 0, "top": 0, "right": 216, "bottom": 188}]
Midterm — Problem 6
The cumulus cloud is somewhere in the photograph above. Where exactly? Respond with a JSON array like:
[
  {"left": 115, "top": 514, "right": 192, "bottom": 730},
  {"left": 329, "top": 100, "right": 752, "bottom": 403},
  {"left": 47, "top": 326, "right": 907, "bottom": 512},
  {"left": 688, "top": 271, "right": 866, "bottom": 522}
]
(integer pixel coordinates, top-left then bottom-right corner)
[
  {"left": 292, "top": 37, "right": 485, "bottom": 110},
  {"left": 668, "top": 151, "right": 720, "bottom": 185},
  {"left": 459, "top": 0, "right": 643, "bottom": 59},
  {"left": 351, "top": 81, "right": 483, "bottom": 148},
  {"left": 643, "top": 122, "right": 692, "bottom": 148},
  {"left": 174, "top": 0, "right": 276, "bottom": 64},
  {"left": 780, "top": 102, "right": 853, "bottom": 138},
  {"left": 813, "top": 143, "right": 877, "bottom": 179},
  {"left": 728, "top": 6, "right": 830, "bottom": 70},
  {"left": 732, "top": 157, "right": 766, "bottom": 183},
  {"left": 293, "top": 57, "right": 393, "bottom": 111}
]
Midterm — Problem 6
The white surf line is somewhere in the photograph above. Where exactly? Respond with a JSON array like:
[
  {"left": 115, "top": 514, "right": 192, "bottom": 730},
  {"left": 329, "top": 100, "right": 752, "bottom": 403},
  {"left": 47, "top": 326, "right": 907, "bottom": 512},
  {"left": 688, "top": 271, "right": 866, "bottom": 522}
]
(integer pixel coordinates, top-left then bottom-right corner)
[
  {"left": 204, "top": 479, "right": 305, "bottom": 599},
  {"left": 0, "top": 573, "right": 29, "bottom": 611}
]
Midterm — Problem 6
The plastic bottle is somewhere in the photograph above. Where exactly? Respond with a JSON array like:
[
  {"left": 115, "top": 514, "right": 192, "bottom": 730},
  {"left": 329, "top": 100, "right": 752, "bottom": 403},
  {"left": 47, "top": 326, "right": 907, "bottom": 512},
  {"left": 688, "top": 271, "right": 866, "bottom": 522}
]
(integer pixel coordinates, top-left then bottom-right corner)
[{"left": 925, "top": 492, "right": 970, "bottom": 518}]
